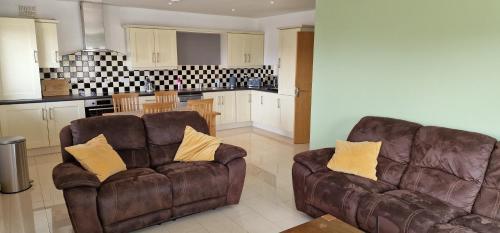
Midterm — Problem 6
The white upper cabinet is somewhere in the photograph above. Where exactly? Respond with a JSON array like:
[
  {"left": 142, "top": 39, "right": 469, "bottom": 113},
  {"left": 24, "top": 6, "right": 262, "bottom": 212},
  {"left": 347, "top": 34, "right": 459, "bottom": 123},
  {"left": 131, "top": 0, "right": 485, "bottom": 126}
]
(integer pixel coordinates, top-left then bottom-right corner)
[
  {"left": 227, "top": 33, "right": 264, "bottom": 68},
  {"left": 35, "top": 20, "right": 60, "bottom": 68},
  {"left": 278, "top": 28, "right": 300, "bottom": 96},
  {"left": 0, "top": 18, "right": 41, "bottom": 100},
  {"left": 127, "top": 27, "right": 178, "bottom": 69}
]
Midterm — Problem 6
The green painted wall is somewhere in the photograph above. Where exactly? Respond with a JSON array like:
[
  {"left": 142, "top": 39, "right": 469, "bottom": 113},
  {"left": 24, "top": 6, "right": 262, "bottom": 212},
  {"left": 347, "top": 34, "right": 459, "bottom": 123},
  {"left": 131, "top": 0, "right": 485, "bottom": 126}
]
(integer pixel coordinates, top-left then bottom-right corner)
[{"left": 311, "top": 0, "right": 500, "bottom": 148}]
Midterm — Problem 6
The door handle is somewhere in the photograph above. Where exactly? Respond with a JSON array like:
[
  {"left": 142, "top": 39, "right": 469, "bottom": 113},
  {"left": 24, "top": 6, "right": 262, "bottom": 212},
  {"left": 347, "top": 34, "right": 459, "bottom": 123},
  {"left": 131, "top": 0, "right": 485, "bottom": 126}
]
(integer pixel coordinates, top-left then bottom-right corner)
[
  {"left": 55, "top": 51, "right": 60, "bottom": 63},
  {"left": 42, "top": 108, "right": 47, "bottom": 121},
  {"left": 295, "top": 88, "right": 300, "bottom": 97},
  {"left": 152, "top": 52, "right": 156, "bottom": 63},
  {"left": 156, "top": 52, "right": 160, "bottom": 63},
  {"left": 49, "top": 108, "right": 54, "bottom": 120},
  {"left": 278, "top": 58, "right": 281, "bottom": 68},
  {"left": 248, "top": 54, "right": 251, "bottom": 63},
  {"left": 260, "top": 96, "right": 263, "bottom": 105},
  {"left": 34, "top": 51, "right": 38, "bottom": 63},
  {"left": 277, "top": 98, "right": 281, "bottom": 109},
  {"left": 221, "top": 96, "right": 224, "bottom": 105}
]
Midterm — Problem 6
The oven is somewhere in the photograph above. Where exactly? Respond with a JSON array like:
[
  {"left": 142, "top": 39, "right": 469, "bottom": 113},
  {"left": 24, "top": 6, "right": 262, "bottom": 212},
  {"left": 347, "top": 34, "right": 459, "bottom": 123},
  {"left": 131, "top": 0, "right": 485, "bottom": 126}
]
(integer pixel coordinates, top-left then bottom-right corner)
[{"left": 84, "top": 98, "right": 114, "bottom": 118}]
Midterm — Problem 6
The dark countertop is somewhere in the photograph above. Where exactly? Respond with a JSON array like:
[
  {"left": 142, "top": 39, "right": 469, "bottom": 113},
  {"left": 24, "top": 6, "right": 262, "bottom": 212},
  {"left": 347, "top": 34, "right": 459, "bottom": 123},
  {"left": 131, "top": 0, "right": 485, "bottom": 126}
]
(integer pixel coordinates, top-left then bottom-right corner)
[{"left": 0, "top": 87, "right": 279, "bottom": 105}]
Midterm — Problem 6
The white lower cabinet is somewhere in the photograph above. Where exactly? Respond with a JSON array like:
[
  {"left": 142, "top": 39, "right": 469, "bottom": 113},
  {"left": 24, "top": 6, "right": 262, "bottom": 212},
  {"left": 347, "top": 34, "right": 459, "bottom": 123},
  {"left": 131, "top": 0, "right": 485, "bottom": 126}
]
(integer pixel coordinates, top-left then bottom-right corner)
[
  {"left": 235, "top": 91, "right": 251, "bottom": 123},
  {"left": 0, "top": 101, "right": 85, "bottom": 149},
  {"left": 251, "top": 91, "right": 295, "bottom": 137},
  {"left": 203, "top": 91, "right": 236, "bottom": 125}
]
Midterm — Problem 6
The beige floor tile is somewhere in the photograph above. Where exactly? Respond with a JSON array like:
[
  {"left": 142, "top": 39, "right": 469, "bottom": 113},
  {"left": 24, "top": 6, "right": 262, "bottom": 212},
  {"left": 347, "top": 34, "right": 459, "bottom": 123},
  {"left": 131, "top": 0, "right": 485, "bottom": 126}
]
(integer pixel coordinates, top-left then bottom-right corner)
[{"left": 0, "top": 127, "right": 312, "bottom": 233}]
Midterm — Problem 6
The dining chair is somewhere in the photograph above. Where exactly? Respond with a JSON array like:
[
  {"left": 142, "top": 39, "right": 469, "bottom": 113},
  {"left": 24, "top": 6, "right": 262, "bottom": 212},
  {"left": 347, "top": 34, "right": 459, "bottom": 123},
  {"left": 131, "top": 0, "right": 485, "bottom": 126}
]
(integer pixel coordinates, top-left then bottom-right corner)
[
  {"left": 143, "top": 102, "right": 176, "bottom": 114},
  {"left": 187, "top": 98, "right": 216, "bottom": 136},
  {"left": 155, "top": 91, "right": 179, "bottom": 106},
  {"left": 112, "top": 93, "right": 140, "bottom": 112}
]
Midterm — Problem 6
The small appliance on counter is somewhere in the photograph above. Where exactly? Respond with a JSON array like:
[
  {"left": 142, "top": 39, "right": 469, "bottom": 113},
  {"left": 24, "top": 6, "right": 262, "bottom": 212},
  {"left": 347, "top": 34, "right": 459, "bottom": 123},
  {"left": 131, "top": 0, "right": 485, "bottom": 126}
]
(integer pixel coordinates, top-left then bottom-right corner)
[
  {"left": 247, "top": 77, "right": 262, "bottom": 88},
  {"left": 144, "top": 76, "right": 154, "bottom": 93},
  {"left": 229, "top": 76, "right": 237, "bottom": 89},
  {"left": 41, "top": 79, "right": 70, "bottom": 96}
]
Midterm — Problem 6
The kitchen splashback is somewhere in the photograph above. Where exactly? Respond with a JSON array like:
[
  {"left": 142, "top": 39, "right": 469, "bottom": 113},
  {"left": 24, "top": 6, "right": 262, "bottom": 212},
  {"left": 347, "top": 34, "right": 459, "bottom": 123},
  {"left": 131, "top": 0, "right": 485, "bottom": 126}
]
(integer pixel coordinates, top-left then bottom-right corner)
[{"left": 39, "top": 51, "right": 274, "bottom": 96}]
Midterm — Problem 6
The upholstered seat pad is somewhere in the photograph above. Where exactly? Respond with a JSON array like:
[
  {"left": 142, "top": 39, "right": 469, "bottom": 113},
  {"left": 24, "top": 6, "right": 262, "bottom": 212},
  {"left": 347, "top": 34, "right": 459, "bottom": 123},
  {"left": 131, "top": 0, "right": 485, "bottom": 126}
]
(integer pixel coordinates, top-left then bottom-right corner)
[
  {"left": 98, "top": 168, "right": 172, "bottom": 226},
  {"left": 428, "top": 224, "right": 478, "bottom": 233},
  {"left": 305, "top": 171, "right": 396, "bottom": 226},
  {"left": 357, "top": 190, "right": 468, "bottom": 233},
  {"left": 156, "top": 162, "right": 228, "bottom": 206},
  {"left": 451, "top": 214, "right": 500, "bottom": 233}
]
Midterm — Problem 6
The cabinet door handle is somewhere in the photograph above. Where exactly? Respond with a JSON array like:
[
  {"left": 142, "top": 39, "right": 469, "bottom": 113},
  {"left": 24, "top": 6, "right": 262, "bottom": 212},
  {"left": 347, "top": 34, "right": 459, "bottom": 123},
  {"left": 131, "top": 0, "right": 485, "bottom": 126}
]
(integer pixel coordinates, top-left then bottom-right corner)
[
  {"left": 260, "top": 96, "right": 263, "bottom": 105},
  {"left": 248, "top": 54, "right": 251, "bottom": 63},
  {"left": 277, "top": 98, "right": 281, "bottom": 109},
  {"left": 42, "top": 108, "right": 47, "bottom": 121},
  {"left": 248, "top": 94, "right": 251, "bottom": 103},
  {"left": 152, "top": 52, "right": 156, "bottom": 63},
  {"left": 156, "top": 52, "right": 160, "bottom": 63},
  {"left": 278, "top": 58, "right": 281, "bottom": 68},
  {"left": 221, "top": 96, "right": 224, "bottom": 105},
  {"left": 34, "top": 51, "right": 38, "bottom": 63},
  {"left": 49, "top": 108, "right": 54, "bottom": 120},
  {"left": 55, "top": 51, "right": 60, "bottom": 63}
]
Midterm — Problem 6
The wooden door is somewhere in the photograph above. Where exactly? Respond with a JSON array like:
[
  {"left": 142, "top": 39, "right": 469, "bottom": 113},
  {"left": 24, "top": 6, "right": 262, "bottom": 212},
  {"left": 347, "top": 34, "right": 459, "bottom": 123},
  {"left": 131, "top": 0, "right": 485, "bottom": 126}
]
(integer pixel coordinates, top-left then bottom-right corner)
[
  {"left": 278, "top": 28, "right": 300, "bottom": 96},
  {"left": 35, "top": 21, "right": 59, "bottom": 68},
  {"left": 228, "top": 33, "right": 246, "bottom": 67},
  {"left": 0, "top": 18, "right": 41, "bottom": 100},
  {"left": 0, "top": 103, "right": 49, "bottom": 149},
  {"left": 155, "top": 29, "right": 178, "bottom": 68},
  {"left": 235, "top": 91, "right": 251, "bottom": 122},
  {"left": 127, "top": 28, "right": 156, "bottom": 69},
  {"left": 294, "top": 32, "right": 314, "bottom": 144},
  {"left": 46, "top": 101, "right": 85, "bottom": 146}
]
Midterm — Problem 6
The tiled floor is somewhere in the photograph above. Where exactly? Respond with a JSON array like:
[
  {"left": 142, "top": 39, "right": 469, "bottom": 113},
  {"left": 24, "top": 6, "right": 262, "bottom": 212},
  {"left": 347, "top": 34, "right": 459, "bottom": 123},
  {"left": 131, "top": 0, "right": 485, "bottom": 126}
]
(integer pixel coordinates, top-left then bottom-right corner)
[{"left": 0, "top": 127, "right": 312, "bottom": 233}]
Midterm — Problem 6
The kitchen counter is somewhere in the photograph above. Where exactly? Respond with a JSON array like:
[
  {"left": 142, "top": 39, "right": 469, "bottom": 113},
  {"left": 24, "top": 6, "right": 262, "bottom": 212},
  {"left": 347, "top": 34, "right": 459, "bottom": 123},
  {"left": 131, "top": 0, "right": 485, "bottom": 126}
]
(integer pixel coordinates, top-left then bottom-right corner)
[{"left": 0, "top": 87, "right": 279, "bottom": 105}]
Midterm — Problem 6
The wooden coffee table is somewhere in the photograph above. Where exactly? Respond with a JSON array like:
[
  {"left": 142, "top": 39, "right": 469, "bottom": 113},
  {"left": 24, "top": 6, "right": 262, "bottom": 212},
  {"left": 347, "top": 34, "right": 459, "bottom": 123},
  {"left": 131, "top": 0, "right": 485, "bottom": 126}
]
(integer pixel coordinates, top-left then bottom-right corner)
[{"left": 281, "top": 215, "right": 364, "bottom": 233}]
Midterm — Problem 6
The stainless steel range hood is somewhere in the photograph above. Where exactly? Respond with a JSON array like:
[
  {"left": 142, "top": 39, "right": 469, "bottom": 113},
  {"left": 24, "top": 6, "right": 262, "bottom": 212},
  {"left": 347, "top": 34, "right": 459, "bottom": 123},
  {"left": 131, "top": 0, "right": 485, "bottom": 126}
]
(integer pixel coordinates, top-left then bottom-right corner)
[{"left": 80, "top": 1, "right": 107, "bottom": 51}]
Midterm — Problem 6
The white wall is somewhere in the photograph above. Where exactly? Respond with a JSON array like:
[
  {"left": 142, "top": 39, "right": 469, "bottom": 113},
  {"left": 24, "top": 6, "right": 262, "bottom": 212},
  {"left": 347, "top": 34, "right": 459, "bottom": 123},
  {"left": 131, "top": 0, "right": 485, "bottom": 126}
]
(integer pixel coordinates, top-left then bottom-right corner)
[{"left": 256, "top": 10, "right": 315, "bottom": 71}]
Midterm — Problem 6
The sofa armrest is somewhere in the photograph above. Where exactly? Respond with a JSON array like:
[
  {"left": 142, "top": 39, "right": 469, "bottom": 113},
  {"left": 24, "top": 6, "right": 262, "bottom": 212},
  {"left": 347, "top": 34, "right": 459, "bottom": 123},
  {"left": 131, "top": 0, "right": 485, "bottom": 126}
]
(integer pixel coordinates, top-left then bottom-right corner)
[
  {"left": 214, "top": 144, "right": 247, "bottom": 165},
  {"left": 53, "top": 162, "right": 100, "bottom": 190},
  {"left": 293, "top": 148, "right": 335, "bottom": 173}
]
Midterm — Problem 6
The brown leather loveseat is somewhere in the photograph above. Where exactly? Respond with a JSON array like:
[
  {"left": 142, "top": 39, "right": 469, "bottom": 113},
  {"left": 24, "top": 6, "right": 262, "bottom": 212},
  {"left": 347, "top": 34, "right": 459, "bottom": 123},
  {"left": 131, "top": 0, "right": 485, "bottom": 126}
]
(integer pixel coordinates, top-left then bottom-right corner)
[
  {"left": 52, "top": 112, "right": 247, "bottom": 233},
  {"left": 293, "top": 116, "right": 500, "bottom": 233}
]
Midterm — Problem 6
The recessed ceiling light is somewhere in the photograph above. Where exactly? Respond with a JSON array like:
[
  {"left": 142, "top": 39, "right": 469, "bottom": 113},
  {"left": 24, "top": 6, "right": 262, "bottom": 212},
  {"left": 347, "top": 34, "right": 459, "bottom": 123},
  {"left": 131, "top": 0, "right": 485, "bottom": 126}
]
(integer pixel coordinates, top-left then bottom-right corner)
[
  {"left": 231, "top": 8, "right": 236, "bottom": 12},
  {"left": 168, "top": 2, "right": 173, "bottom": 5},
  {"left": 270, "top": 1, "right": 275, "bottom": 4}
]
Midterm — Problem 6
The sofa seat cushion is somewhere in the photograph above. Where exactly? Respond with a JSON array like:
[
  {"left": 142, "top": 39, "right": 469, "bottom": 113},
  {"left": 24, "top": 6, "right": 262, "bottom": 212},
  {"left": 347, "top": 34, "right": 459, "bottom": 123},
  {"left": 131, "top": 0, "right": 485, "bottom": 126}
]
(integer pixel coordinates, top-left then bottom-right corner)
[
  {"left": 428, "top": 224, "right": 477, "bottom": 233},
  {"left": 156, "top": 162, "right": 228, "bottom": 206},
  {"left": 357, "top": 190, "right": 468, "bottom": 233},
  {"left": 97, "top": 168, "right": 172, "bottom": 226},
  {"left": 305, "top": 171, "right": 396, "bottom": 226},
  {"left": 451, "top": 214, "right": 500, "bottom": 233}
]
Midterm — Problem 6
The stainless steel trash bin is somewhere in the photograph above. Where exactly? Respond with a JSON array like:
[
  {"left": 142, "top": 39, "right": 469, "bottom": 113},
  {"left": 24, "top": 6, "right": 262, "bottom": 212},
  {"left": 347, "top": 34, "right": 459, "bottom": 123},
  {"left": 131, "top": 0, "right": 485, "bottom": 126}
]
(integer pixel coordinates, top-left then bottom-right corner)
[{"left": 0, "top": 136, "right": 31, "bottom": 194}]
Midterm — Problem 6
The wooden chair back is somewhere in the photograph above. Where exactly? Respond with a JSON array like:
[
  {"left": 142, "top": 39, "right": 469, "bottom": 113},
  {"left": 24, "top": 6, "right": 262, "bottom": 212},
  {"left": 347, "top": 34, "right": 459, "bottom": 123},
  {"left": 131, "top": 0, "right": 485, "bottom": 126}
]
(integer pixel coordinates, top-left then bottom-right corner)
[
  {"left": 143, "top": 102, "right": 176, "bottom": 114},
  {"left": 187, "top": 98, "right": 216, "bottom": 136},
  {"left": 155, "top": 91, "right": 179, "bottom": 106},
  {"left": 112, "top": 93, "right": 140, "bottom": 112}
]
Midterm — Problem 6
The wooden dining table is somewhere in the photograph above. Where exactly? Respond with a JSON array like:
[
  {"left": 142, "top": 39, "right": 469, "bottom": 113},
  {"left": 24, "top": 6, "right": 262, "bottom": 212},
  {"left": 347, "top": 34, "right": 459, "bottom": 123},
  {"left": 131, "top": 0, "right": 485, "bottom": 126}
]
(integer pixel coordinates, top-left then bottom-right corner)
[{"left": 103, "top": 107, "right": 221, "bottom": 136}]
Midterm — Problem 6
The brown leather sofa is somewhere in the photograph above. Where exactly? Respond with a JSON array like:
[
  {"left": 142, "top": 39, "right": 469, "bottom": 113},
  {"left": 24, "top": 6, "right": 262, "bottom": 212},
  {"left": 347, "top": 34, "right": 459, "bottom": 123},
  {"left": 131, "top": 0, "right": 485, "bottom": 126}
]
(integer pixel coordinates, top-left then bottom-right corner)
[
  {"left": 293, "top": 116, "right": 500, "bottom": 233},
  {"left": 52, "top": 112, "right": 247, "bottom": 233}
]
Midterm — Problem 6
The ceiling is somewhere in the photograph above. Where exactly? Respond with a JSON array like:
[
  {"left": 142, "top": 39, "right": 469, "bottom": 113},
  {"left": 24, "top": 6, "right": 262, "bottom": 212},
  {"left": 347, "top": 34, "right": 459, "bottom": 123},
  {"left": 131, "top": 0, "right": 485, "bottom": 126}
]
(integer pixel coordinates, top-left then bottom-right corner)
[{"left": 99, "top": 0, "right": 315, "bottom": 18}]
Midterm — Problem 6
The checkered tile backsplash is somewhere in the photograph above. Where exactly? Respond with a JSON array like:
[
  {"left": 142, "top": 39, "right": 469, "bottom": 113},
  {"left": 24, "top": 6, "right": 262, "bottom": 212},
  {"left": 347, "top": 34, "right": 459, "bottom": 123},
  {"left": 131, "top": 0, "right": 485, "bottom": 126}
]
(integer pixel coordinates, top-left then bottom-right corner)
[{"left": 39, "top": 51, "right": 275, "bottom": 96}]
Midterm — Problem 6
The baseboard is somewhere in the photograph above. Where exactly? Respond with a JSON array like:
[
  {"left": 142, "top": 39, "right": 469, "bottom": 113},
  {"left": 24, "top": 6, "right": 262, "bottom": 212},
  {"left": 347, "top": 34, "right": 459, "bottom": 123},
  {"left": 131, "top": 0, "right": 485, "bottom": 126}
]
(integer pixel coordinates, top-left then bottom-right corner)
[{"left": 28, "top": 146, "right": 60, "bottom": 157}]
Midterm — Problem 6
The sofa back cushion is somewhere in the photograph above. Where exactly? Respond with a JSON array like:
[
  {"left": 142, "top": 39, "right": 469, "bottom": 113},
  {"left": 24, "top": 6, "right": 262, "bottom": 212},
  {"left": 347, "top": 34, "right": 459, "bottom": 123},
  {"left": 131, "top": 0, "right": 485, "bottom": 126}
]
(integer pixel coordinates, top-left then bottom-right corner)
[
  {"left": 70, "top": 115, "right": 149, "bottom": 168},
  {"left": 347, "top": 116, "right": 422, "bottom": 186},
  {"left": 142, "top": 111, "right": 209, "bottom": 167},
  {"left": 400, "top": 126, "right": 496, "bottom": 212},
  {"left": 473, "top": 142, "right": 500, "bottom": 220}
]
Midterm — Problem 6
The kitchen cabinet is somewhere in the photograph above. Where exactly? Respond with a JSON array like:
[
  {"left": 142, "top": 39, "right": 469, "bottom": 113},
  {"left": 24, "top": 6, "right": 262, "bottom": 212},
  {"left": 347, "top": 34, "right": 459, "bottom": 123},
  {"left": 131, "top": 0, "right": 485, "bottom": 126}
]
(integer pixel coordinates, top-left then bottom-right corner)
[
  {"left": 235, "top": 91, "right": 251, "bottom": 122},
  {"left": 278, "top": 95, "right": 295, "bottom": 135},
  {"left": 203, "top": 91, "right": 236, "bottom": 125},
  {"left": 0, "top": 101, "right": 85, "bottom": 149},
  {"left": 227, "top": 33, "right": 264, "bottom": 68},
  {"left": 35, "top": 20, "right": 60, "bottom": 68},
  {"left": 0, "top": 17, "right": 41, "bottom": 100},
  {"left": 251, "top": 91, "right": 279, "bottom": 129},
  {"left": 127, "top": 27, "right": 177, "bottom": 69}
]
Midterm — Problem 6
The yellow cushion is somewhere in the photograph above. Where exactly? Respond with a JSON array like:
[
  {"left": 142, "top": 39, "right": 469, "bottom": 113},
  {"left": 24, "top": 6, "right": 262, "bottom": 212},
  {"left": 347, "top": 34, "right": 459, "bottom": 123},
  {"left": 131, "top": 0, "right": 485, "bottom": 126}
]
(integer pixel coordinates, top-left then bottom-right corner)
[
  {"left": 65, "top": 134, "right": 126, "bottom": 182},
  {"left": 174, "top": 126, "right": 221, "bottom": 162},
  {"left": 327, "top": 140, "right": 381, "bottom": 181}
]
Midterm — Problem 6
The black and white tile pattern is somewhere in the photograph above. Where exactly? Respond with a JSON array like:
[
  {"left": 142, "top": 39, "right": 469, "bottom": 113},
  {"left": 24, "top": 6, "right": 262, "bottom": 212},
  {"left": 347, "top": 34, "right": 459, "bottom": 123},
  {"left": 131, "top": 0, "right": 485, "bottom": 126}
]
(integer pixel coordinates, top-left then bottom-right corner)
[{"left": 40, "top": 51, "right": 275, "bottom": 96}]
